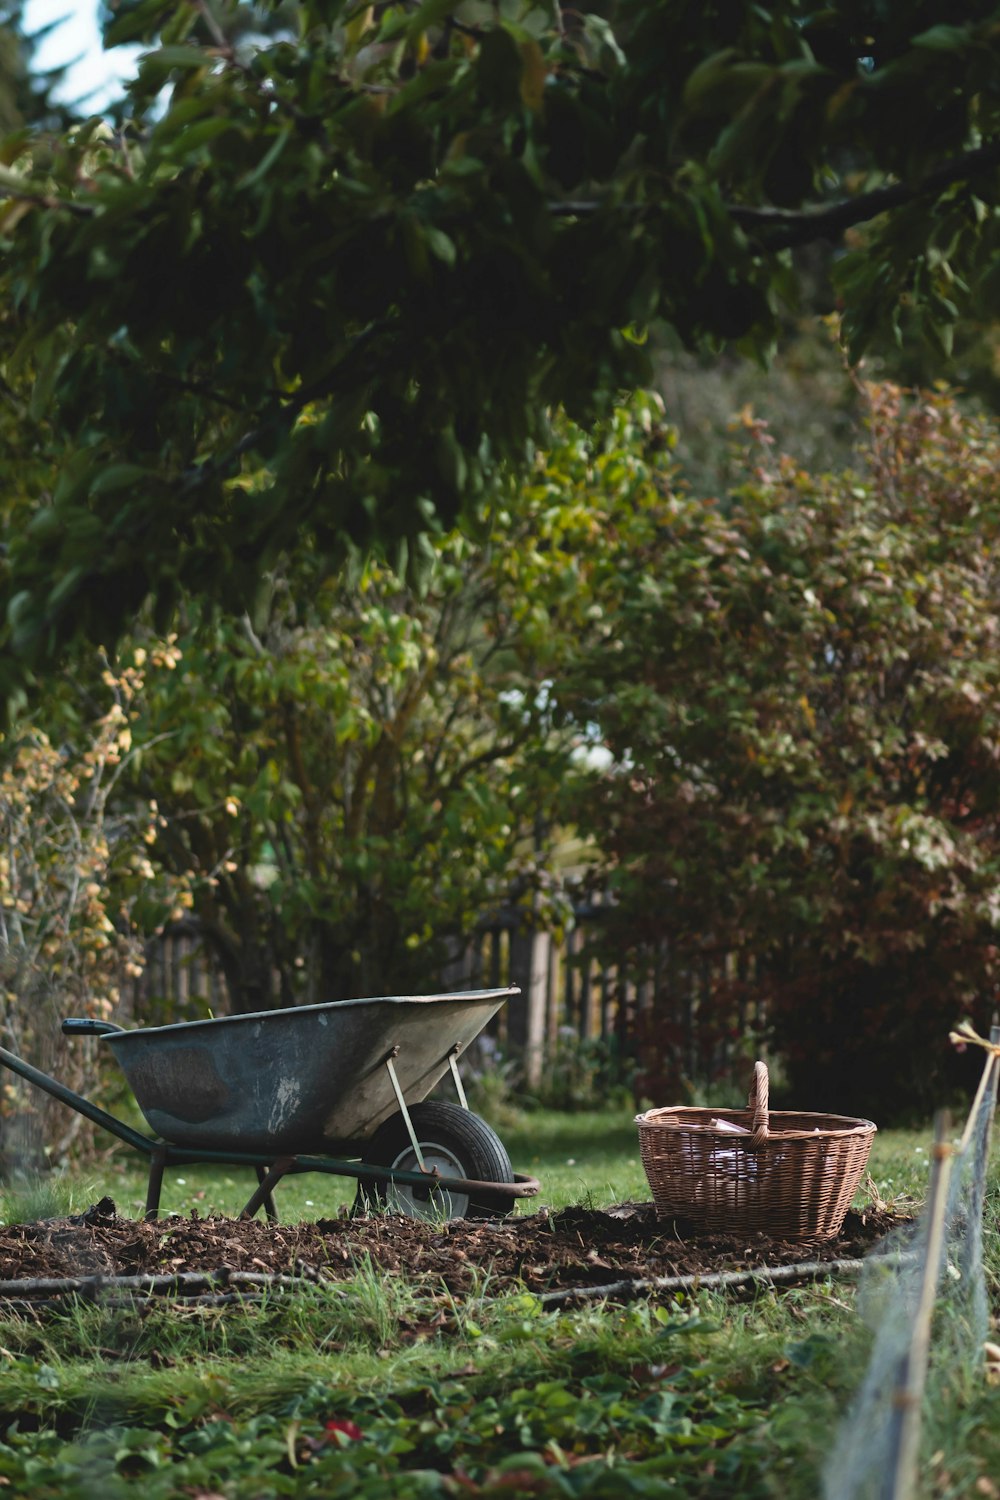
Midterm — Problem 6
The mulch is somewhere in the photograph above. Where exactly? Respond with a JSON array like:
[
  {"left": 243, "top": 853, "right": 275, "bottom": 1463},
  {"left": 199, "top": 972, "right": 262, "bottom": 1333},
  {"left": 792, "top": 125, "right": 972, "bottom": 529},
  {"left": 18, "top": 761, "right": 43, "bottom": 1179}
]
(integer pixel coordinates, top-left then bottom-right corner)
[{"left": 0, "top": 1196, "right": 906, "bottom": 1305}]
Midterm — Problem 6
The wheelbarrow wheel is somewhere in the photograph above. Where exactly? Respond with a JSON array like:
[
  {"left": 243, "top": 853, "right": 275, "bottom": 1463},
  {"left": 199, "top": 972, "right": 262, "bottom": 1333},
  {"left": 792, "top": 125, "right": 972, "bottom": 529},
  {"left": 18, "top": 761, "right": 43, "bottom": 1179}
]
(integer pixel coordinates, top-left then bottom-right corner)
[{"left": 355, "top": 1101, "right": 516, "bottom": 1221}]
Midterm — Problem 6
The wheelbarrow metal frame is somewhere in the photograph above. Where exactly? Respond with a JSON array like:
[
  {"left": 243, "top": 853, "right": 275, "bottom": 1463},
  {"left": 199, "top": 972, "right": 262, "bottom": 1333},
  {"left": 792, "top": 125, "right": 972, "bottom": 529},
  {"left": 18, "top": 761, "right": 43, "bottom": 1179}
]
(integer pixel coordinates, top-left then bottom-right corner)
[{"left": 0, "top": 1040, "right": 539, "bottom": 1221}]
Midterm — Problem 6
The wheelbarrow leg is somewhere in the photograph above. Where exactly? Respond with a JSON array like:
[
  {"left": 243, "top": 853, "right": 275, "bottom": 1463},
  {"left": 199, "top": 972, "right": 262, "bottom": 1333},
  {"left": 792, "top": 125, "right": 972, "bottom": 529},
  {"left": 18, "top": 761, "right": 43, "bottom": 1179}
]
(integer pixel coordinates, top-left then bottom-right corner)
[
  {"left": 254, "top": 1165, "right": 279, "bottom": 1224},
  {"left": 145, "top": 1144, "right": 167, "bottom": 1221},
  {"left": 384, "top": 1049, "right": 425, "bottom": 1167},
  {"left": 239, "top": 1158, "right": 294, "bottom": 1221}
]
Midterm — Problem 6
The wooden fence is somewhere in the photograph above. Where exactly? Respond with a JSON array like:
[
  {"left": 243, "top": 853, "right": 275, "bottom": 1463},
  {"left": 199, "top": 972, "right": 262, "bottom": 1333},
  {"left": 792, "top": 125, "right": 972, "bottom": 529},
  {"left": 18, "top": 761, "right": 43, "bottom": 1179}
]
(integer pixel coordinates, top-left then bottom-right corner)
[
  {"left": 136, "top": 921, "right": 233, "bottom": 1025},
  {"left": 445, "top": 903, "right": 766, "bottom": 1094},
  {"left": 134, "top": 908, "right": 767, "bottom": 1099}
]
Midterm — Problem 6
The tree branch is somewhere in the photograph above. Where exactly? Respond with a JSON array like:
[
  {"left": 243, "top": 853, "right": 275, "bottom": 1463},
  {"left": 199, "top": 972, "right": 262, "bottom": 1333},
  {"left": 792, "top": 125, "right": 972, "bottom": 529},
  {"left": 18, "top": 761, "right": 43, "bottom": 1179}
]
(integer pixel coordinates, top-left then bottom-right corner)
[
  {"left": 550, "top": 139, "right": 1000, "bottom": 251},
  {"left": 0, "top": 181, "right": 94, "bottom": 218},
  {"left": 728, "top": 139, "right": 1000, "bottom": 249}
]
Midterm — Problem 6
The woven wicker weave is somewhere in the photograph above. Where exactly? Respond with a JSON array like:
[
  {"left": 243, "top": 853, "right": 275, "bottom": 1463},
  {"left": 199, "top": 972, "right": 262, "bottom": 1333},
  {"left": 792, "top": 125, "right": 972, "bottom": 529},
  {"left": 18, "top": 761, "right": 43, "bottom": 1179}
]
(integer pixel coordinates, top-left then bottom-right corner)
[{"left": 636, "top": 1061, "right": 876, "bottom": 1240}]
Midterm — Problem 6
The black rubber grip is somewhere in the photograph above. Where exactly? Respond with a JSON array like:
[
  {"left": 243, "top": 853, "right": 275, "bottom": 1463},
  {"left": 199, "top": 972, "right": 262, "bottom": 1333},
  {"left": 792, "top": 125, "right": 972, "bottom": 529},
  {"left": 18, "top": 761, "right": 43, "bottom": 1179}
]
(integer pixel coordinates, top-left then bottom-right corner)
[{"left": 61, "top": 1018, "right": 125, "bottom": 1037}]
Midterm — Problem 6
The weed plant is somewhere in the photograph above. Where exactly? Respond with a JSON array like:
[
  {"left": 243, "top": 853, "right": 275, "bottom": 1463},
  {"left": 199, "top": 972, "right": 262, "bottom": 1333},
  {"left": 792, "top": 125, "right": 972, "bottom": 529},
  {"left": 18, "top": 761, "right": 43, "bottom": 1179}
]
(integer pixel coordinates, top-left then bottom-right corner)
[{"left": 0, "top": 1174, "right": 81, "bottom": 1227}]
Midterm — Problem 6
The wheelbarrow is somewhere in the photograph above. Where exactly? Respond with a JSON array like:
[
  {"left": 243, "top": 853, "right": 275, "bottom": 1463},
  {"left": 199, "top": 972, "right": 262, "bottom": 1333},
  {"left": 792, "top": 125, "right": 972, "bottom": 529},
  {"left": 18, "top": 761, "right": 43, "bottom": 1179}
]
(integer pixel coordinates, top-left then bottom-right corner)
[{"left": 0, "top": 988, "right": 539, "bottom": 1223}]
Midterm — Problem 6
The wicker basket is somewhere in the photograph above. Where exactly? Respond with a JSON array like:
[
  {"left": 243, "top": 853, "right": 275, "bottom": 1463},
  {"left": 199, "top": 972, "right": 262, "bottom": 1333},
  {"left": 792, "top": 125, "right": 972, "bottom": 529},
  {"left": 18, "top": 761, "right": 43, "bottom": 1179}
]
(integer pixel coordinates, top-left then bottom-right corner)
[{"left": 636, "top": 1061, "right": 876, "bottom": 1241}]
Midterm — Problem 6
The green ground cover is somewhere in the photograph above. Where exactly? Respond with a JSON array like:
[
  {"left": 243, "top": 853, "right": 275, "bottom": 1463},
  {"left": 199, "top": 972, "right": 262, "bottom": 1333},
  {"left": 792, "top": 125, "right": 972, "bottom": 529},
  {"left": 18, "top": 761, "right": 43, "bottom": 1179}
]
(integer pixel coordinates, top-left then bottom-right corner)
[{"left": 0, "top": 1109, "right": 995, "bottom": 1500}]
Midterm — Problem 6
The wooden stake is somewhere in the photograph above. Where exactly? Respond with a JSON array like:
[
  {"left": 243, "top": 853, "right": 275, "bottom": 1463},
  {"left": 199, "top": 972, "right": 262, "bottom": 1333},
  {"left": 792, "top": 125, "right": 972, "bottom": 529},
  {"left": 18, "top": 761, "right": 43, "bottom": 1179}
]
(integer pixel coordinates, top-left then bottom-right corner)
[{"left": 883, "top": 1110, "right": 953, "bottom": 1500}]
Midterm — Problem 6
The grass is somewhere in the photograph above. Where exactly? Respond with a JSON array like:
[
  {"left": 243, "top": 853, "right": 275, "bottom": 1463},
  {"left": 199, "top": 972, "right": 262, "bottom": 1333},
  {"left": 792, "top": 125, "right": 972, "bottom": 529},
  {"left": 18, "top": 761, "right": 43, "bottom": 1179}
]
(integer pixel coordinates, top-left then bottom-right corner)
[
  {"left": 9, "top": 1106, "right": 932, "bottom": 1225},
  {"left": 0, "top": 1104, "right": 995, "bottom": 1498},
  {"left": 0, "top": 1105, "right": 659, "bottom": 1224},
  {"left": 0, "top": 1283, "right": 868, "bottom": 1498}
]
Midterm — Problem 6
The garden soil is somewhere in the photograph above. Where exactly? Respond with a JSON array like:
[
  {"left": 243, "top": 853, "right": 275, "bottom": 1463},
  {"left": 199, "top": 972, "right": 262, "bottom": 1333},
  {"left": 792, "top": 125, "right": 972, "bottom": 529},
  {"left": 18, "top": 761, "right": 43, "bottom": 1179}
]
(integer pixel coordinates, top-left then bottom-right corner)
[{"left": 0, "top": 1197, "right": 904, "bottom": 1303}]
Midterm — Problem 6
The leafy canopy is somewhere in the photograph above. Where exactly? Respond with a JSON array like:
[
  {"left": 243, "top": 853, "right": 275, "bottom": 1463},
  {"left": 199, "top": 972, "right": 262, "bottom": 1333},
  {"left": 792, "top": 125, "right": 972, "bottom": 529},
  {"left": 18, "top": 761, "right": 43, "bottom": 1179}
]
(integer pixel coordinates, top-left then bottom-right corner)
[{"left": 4, "top": 1, "right": 1000, "bottom": 694}]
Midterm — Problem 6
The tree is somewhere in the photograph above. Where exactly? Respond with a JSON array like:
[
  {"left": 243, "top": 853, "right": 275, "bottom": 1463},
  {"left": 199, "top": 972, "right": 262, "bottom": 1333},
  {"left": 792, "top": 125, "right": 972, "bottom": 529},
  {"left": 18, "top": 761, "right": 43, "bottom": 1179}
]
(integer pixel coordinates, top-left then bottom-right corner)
[
  {"left": 4, "top": 1, "right": 1000, "bottom": 700},
  {"left": 552, "top": 382, "right": 1000, "bottom": 1119}
]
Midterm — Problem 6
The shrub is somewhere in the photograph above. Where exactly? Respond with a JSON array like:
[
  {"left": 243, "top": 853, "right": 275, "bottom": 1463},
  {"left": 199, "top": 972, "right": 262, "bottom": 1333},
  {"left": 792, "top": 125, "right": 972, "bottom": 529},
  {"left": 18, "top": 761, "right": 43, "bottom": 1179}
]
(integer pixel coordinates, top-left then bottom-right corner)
[
  {"left": 556, "top": 383, "right": 1000, "bottom": 1119},
  {"left": 0, "top": 655, "right": 187, "bottom": 1163}
]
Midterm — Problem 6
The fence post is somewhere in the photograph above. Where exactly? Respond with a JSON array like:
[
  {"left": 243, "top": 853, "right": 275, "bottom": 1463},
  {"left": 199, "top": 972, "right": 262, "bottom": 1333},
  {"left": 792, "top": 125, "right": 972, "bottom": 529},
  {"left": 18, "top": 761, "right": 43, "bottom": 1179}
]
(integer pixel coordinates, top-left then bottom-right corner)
[{"left": 507, "top": 925, "right": 549, "bottom": 1088}]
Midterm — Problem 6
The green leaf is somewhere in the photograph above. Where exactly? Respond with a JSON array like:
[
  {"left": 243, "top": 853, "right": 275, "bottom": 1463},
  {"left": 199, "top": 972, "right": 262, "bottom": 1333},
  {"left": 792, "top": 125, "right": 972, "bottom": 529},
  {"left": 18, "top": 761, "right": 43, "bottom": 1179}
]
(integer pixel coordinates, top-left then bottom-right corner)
[
  {"left": 404, "top": 0, "right": 458, "bottom": 40},
  {"left": 139, "top": 44, "right": 214, "bottom": 70},
  {"left": 679, "top": 47, "right": 740, "bottom": 109},
  {"left": 162, "top": 118, "right": 239, "bottom": 159},
  {"left": 476, "top": 27, "right": 523, "bottom": 108},
  {"left": 582, "top": 14, "right": 626, "bottom": 70},
  {"left": 424, "top": 226, "right": 456, "bottom": 266},
  {"left": 104, "top": 0, "right": 193, "bottom": 46},
  {"left": 912, "top": 24, "right": 972, "bottom": 51},
  {"left": 239, "top": 129, "right": 293, "bottom": 190},
  {"left": 90, "top": 465, "right": 156, "bottom": 497}
]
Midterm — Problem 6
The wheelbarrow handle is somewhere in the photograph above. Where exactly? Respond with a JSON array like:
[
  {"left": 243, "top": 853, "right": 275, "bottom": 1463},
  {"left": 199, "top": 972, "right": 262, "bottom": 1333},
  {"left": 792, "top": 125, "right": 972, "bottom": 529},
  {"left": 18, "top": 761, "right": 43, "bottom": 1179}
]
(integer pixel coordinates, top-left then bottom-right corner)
[{"left": 61, "top": 1018, "right": 126, "bottom": 1037}]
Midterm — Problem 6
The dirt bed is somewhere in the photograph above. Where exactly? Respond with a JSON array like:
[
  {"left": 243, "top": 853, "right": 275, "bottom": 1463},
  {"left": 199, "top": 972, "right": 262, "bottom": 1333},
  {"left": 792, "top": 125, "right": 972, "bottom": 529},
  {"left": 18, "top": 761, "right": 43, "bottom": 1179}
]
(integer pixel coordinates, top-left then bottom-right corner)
[{"left": 0, "top": 1198, "right": 904, "bottom": 1302}]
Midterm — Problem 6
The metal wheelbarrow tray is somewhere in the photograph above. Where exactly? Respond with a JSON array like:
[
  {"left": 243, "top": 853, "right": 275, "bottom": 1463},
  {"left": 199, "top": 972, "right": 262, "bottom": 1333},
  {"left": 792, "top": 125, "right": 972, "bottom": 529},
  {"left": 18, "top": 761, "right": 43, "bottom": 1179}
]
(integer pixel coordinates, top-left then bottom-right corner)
[{"left": 0, "top": 988, "right": 539, "bottom": 1223}]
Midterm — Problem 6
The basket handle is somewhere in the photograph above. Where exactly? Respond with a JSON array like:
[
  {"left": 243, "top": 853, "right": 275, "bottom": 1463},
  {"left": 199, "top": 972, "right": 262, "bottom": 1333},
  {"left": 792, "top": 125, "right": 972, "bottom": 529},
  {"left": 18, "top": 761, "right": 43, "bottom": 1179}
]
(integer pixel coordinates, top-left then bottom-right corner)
[{"left": 748, "top": 1061, "right": 769, "bottom": 1146}]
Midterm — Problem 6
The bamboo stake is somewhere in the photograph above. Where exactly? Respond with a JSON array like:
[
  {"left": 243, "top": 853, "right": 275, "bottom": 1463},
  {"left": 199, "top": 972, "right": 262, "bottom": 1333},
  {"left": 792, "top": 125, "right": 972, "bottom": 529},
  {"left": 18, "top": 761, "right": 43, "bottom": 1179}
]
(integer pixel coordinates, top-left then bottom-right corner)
[
  {"left": 882, "top": 1110, "right": 954, "bottom": 1500},
  {"left": 957, "top": 1028, "right": 999, "bottom": 1289}
]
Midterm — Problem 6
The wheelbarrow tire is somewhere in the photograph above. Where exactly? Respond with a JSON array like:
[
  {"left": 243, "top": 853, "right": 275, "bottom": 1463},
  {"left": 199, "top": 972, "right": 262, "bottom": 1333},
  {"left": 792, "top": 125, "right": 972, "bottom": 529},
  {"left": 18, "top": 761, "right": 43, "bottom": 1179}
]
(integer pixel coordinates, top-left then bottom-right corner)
[{"left": 355, "top": 1101, "right": 516, "bottom": 1221}]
